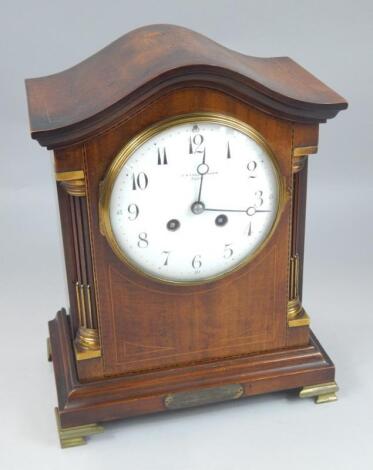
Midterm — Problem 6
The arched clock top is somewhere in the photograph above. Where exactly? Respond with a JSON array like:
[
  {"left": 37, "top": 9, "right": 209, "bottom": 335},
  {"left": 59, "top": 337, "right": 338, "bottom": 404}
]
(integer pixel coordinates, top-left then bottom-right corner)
[{"left": 25, "top": 24, "right": 347, "bottom": 149}]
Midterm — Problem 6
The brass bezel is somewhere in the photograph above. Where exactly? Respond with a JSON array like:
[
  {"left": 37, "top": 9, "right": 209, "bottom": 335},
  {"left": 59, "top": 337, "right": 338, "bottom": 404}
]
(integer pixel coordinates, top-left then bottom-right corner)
[{"left": 99, "top": 112, "right": 287, "bottom": 286}]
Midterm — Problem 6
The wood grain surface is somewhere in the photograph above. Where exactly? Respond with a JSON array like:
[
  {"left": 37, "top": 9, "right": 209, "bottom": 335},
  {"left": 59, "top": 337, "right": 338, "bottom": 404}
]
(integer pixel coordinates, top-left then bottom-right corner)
[{"left": 25, "top": 24, "right": 347, "bottom": 429}]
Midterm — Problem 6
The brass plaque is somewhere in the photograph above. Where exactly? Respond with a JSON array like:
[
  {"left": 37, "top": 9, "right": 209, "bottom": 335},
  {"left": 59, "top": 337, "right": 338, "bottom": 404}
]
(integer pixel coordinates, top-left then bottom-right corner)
[{"left": 164, "top": 384, "right": 244, "bottom": 410}]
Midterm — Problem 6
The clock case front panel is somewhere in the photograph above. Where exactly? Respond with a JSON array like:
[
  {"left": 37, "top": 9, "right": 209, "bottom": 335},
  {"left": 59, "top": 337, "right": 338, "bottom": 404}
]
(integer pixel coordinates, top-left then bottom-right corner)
[{"left": 55, "top": 88, "right": 306, "bottom": 380}]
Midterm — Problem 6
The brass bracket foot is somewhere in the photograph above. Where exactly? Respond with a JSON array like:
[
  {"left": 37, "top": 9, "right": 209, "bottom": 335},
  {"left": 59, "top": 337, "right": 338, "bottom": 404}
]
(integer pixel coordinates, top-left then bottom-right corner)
[
  {"left": 55, "top": 408, "right": 104, "bottom": 448},
  {"left": 299, "top": 381, "right": 338, "bottom": 404},
  {"left": 47, "top": 337, "right": 52, "bottom": 362}
]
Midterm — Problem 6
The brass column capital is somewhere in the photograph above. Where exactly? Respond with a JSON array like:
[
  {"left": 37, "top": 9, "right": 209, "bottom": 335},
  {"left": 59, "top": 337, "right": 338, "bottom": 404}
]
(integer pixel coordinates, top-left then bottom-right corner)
[
  {"left": 292, "top": 146, "right": 317, "bottom": 173},
  {"left": 56, "top": 170, "right": 86, "bottom": 196}
]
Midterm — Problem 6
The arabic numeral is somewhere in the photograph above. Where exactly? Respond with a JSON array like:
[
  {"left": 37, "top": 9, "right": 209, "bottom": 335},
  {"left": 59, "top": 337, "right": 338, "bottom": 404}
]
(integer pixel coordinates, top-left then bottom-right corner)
[
  {"left": 255, "top": 190, "right": 264, "bottom": 207},
  {"left": 247, "top": 161, "right": 257, "bottom": 178},
  {"left": 227, "top": 141, "right": 231, "bottom": 159},
  {"left": 127, "top": 204, "right": 139, "bottom": 220},
  {"left": 192, "top": 255, "right": 202, "bottom": 270},
  {"left": 157, "top": 147, "right": 168, "bottom": 165},
  {"left": 162, "top": 251, "right": 171, "bottom": 266},
  {"left": 132, "top": 172, "right": 148, "bottom": 190},
  {"left": 137, "top": 232, "right": 148, "bottom": 248},
  {"left": 189, "top": 134, "right": 204, "bottom": 154},
  {"left": 248, "top": 221, "right": 252, "bottom": 236},
  {"left": 224, "top": 243, "right": 233, "bottom": 259}
]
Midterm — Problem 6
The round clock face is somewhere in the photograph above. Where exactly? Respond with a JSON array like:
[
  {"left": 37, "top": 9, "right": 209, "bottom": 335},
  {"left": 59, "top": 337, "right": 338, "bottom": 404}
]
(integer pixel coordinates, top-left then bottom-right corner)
[{"left": 103, "top": 115, "right": 280, "bottom": 284}]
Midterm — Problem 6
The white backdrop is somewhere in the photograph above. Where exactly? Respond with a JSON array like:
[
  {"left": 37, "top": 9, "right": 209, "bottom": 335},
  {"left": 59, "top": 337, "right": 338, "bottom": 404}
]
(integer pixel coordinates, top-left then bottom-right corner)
[{"left": 0, "top": 1, "right": 372, "bottom": 468}]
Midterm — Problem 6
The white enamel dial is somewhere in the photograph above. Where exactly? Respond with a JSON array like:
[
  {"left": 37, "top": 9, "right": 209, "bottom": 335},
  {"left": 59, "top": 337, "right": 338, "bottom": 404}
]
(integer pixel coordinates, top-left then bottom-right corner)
[{"left": 106, "top": 116, "right": 280, "bottom": 284}]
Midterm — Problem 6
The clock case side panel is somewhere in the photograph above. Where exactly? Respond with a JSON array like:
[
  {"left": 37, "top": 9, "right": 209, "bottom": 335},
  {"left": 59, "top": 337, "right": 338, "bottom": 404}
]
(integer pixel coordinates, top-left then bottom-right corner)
[
  {"left": 286, "top": 123, "right": 319, "bottom": 345},
  {"left": 54, "top": 146, "right": 104, "bottom": 381},
  {"left": 84, "top": 87, "right": 295, "bottom": 378}
]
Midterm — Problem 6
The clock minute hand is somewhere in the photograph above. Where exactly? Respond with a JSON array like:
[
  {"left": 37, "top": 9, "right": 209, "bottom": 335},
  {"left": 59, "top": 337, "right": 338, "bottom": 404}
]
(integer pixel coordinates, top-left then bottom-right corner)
[
  {"left": 204, "top": 206, "right": 271, "bottom": 215},
  {"left": 204, "top": 208, "right": 246, "bottom": 213}
]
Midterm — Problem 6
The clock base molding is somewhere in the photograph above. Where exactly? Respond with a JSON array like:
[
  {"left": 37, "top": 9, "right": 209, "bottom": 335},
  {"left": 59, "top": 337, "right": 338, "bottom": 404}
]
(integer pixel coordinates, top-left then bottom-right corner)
[{"left": 48, "top": 309, "right": 336, "bottom": 446}]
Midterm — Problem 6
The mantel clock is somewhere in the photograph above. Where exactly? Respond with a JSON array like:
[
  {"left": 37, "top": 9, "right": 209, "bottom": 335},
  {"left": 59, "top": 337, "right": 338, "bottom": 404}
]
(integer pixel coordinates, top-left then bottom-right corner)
[{"left": 25, "top": 25, "right": 347, "bottom": 448}]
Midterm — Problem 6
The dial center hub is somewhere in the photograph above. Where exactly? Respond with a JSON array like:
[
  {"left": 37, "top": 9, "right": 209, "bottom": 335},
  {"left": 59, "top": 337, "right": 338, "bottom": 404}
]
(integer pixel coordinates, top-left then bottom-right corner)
[{"left": 191, "top": 201, "right": 205, "bottom": 215}]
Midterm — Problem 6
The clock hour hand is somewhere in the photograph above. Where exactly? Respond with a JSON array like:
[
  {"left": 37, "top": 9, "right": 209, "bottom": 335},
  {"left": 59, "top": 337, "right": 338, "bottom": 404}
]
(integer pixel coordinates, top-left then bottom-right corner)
[
  {"left": 191, "top": 149, "right": 209, "bottom": 215},
  {"left": 196, "top": 148, "right": 209, "bottom": 203}
]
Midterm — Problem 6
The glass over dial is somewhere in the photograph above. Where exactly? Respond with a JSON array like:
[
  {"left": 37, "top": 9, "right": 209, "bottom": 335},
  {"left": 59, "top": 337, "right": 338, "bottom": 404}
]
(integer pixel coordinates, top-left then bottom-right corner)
[{"left": 104, "top": 115, "right": 280, "bottom": 284}]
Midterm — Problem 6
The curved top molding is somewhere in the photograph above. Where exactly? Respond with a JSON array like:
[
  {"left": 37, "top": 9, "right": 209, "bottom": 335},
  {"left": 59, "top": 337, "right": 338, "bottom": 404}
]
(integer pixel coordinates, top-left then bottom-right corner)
[{"left": 26, "top": 24, "right": 347, "bottom": 149}]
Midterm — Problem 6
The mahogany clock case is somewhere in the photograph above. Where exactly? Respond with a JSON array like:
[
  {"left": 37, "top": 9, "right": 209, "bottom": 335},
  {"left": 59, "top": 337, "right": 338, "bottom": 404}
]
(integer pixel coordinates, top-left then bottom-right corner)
[{"left": 25, "top": 25, "right": 347, "bottom": 433}]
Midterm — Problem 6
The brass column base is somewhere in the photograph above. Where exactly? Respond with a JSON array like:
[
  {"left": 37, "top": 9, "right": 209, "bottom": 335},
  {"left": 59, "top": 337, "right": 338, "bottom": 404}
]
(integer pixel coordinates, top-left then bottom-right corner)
[
  {"left": 74, "top": 327, "right": 102, "bottom": 360},
  {"left": 55, "top": 408, "right": 104, "bottom": 448},
  {"left": 299, "top": 381, "right": 338, "bottom": 404}
]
